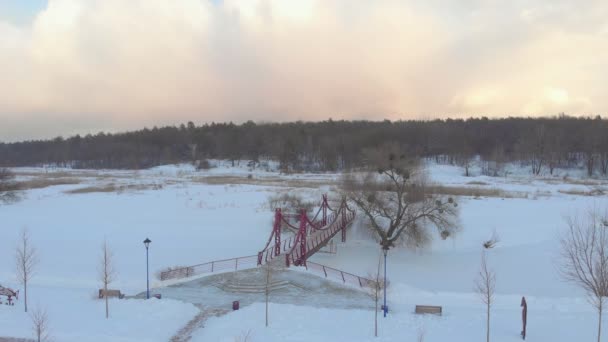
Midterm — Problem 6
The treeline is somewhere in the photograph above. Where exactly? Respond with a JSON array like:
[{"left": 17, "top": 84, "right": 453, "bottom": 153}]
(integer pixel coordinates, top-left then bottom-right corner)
[{"left": 1, "top": 115, "right": 607, "bottom": 175}]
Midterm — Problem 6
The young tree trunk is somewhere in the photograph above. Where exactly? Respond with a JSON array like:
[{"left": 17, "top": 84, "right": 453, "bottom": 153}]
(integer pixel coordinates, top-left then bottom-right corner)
[
  {"left": 598, "top": 302, "right": 602, "bottom": 342},
  {"left": 99, "top": 240, "right": 115, "bottom": 319},
  {"left": 24, "top": 279, "right": 28, "bottom": 313},
  {"left": 486, "top": 304, "right": 490, "bottom": 342},
  {"left": 601, "top": 153, "right": 608, "bottom": 175},
  {"left": 105, "top": 283, "right": 109, "bottom": 319},
  {"left": 476, "top": 251, "right": 495, "bottom": 342},
  {"left": 587, "top": 156, "right": 595, "bottom": 177},
  {"left": 373, "top": 254, "right": 382, "bottom": 338}
]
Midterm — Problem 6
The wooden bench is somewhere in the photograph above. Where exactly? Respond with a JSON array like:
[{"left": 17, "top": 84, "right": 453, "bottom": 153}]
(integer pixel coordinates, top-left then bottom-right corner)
[
  {"left": 0, "top": 285, "right": 18, "bottom": 306},
  {"left": 415, "top": 305, "right": 442, "bottom": 315},
  {"left": 98, "top": 289, "right": 125, "bottom": 299}
]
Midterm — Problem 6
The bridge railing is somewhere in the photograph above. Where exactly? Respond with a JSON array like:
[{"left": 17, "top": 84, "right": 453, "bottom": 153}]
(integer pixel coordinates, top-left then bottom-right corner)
[
  {"left": 159, "top": 255, "right": 258, "bottom": 281},
  {"left": 286, "top": 204, "right": 356, "bottom": 266},
  {"left": 305, "top": 261, "right": 375, "bottom": 289}
]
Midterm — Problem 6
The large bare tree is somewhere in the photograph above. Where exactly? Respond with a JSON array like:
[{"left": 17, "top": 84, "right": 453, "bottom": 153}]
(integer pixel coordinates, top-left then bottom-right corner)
[
  {"left": 475, "top": 251, "right": 496, "bottom": 342},
  {"left": 343, "top": 147, "right": 458, "bottom": 251},
  {"left": 559, "top": 211, "right": 608, "bottom": 342},
  {"left": 16, "top": 227, "right": 37, "bottom": 313},
  {"left": 99, "top": 240, "right": 116, "bottom": 319}
]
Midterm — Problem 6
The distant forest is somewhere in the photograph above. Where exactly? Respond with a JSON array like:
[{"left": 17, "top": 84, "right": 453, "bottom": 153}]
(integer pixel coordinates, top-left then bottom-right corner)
[{"left": 1, "top": 115, "right": 608, "bottom": 176}]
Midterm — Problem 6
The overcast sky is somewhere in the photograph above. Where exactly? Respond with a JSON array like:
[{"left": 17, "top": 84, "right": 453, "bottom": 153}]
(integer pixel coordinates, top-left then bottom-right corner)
[{"left": 1, "top": 0, "right": 607, "bottom": 141}]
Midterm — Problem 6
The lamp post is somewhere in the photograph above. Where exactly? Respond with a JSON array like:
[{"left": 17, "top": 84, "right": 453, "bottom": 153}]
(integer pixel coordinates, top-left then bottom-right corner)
[
  {"left": 143, "top": 238, "right": 151, "bottom": 299},
  {"left": 383, "top": 247, "right": 388, "bottom": 317}
]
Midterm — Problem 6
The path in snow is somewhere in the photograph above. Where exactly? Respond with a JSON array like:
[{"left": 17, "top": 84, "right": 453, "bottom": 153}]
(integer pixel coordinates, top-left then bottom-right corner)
[{"left": 170, "top": 304, "right": 230, "bottom": 342}]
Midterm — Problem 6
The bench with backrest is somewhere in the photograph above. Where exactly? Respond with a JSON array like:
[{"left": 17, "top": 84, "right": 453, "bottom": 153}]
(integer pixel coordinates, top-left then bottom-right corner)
[
  {"left": 0, "top": 285, "right": 18, "bottom": 305},
  {"left": 415, "top": 305, "right": 442, "bottom": 315},
  {"left": 98, "top": 289, "right": 125, "bottom": 299}
]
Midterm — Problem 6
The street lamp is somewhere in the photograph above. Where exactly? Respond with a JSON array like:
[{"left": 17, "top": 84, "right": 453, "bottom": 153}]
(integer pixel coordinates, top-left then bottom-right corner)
[
  {"left": 382, "top": 247, "right": 388, "bottom": 317},
  {"left": 143, "top": 238, "right": 151, "bottom": 299}
]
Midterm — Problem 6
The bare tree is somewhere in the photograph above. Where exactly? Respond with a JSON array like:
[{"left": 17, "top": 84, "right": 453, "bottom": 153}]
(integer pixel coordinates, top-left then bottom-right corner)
[
  {"left": 458, "top": 153, "right": 474, "bottom": 177},
  {"left": 475, "top": 251, "right": 495, "bottom": 342},
  {"left": 584, "top": 152, "right": 597, "bottom": 177},
  {"left": 530, "top": 124, "right": 546, "bottom": 175},
  {"left": 559, "top": 211, "right": 608, "bottom": 342},
  {"left": 30, "top": 305, "right": 50, "bottom": 342},
  {"left": 343, "top": 146, "right": 458, "bottom": 251},
  {"left": 481, "top": 145, "right": 507, "bottom": 177},
  {"left": 546, "top": 126, "right": 564, "bottom": 176},
  {"left": 99, "top": 240, "right": 116, "bottom": 319},
  {"left": 16, "top": 227, "right": 37, "bottom": 313},
  {"left": 454, "top": 134, "right": 475, "bottom": 177},
  {"left": 366, "top": 254, "right": 385, "bottom": 337},
  {"left": 601, "top": 152, "right": 608, "bottom": 176}
]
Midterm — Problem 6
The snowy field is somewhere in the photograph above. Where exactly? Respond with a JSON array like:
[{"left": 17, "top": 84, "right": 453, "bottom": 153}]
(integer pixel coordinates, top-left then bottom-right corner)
[{"left": 1, "top": 160, "right": 608, "bottom": 341}]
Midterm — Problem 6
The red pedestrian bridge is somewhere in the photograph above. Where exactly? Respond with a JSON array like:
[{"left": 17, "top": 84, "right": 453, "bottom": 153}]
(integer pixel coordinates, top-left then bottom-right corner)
[
  {"left": 160, "top": 195, "right": 362, "bottom": 286},
  {"left": 257, "top": 195, "right": 356, "bottom": 267}
]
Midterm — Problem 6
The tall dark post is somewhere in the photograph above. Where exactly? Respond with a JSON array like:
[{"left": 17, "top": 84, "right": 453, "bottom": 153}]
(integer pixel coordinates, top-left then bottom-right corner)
[
  {"left": 521, "top": 296, "right": 527, "bottom": 340},
  {"left": 383, "top": 248, "right": 388, "bottom": 317},
  {"left": 143, "top": 238, "right": 151, "bottom": 299}
]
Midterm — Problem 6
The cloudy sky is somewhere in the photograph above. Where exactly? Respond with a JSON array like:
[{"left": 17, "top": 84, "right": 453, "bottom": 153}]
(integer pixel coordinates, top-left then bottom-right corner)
[{"left": 1, "top": 0, "right": 607, "bottom": 141}]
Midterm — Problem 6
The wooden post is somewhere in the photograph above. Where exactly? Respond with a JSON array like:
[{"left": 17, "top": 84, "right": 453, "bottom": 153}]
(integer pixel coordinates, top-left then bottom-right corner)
[
  {"left": 323, "top": 265, "right": 327, "bottom": 277},
  {"left": 211, "top": 261, "right": 214, "bottom": 272},
  {"left": 521, "top": 296, "right": 527, "bottom": 340}
]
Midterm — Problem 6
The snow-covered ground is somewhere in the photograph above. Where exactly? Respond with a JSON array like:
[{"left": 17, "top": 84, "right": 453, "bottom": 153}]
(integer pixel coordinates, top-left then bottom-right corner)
[
  {"left": 1, "top": 160, "right": 607, "bottom": 341},
  {"left": 195, "top": 298, "right": 595, "bottom": 342},
  {"left": 0, "top": 287, "right": 197, "bottom": 342}
]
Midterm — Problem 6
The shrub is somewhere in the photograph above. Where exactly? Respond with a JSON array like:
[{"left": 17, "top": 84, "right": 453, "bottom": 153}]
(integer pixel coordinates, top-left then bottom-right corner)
[
  {"left": 0, "top": 168, "right": 19, "bottom": 203},
  {"left": 196, "top": 159, "right": 212, "bottom": 170},
  {"left": 267, "top": 193, "right": 315, "bottom": 214}
]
